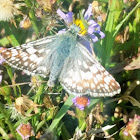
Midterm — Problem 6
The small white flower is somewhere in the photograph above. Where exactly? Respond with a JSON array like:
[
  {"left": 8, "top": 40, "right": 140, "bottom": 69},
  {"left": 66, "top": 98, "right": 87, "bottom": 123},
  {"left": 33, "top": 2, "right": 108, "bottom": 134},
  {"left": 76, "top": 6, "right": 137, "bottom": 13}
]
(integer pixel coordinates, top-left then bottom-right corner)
[
  {"left": 0, "top": 0, "right": 21, "bottom": 21},
  {"left": 5, "top": 95, "right": 40, "bottom": 120}
]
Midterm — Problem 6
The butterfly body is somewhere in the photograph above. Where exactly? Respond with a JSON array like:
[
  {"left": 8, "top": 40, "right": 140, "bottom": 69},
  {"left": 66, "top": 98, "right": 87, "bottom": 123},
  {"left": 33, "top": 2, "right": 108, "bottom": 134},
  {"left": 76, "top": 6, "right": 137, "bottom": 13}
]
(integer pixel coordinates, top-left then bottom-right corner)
[
  {"left": 0, "top": 24, "right": 121, "bottom": 97},
  {"left": 46, "top": 33, "right": 76, "bottom": 87}
]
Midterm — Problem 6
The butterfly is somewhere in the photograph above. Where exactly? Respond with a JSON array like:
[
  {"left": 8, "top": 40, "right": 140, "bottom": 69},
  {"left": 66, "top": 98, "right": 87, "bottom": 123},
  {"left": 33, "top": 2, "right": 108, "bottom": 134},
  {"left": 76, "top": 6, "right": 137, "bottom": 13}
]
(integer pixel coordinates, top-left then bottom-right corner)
[{"left": 0, "top": 24, "right": 121, "bottom": 97}]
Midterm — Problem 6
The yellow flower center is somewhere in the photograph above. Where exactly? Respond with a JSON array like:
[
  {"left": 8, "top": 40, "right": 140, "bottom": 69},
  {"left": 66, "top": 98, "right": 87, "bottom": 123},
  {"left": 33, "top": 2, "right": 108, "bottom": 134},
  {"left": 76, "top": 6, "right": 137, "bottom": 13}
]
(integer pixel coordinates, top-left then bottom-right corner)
[{"left": 73, "top": 19, "right": 87, "bottom": 35}]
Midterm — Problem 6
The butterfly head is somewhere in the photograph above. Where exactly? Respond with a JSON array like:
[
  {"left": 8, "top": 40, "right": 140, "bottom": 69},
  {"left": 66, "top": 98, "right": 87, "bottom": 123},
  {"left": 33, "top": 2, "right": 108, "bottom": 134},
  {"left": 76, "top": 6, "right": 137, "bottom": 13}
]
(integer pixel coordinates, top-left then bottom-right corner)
[
  {"left": 57, "top": 5, "right": 105, "bottom": 43},
  {"left": 68, "top": 24, "right": 80, "bottom": 35}
]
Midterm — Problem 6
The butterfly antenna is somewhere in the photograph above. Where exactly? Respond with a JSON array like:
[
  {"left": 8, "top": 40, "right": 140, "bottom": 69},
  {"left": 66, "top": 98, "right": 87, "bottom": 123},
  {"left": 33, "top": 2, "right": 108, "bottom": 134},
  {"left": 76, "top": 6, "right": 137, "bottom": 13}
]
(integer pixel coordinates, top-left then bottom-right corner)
[
  {"left": 76, "top": 23, "right": 81, "bottom": 27},
  {"left": 53, "top": 15, "right": 69, "bottom": 30},
  {"left": 80, "top": 28, "right": 86, "bottom": 34}
]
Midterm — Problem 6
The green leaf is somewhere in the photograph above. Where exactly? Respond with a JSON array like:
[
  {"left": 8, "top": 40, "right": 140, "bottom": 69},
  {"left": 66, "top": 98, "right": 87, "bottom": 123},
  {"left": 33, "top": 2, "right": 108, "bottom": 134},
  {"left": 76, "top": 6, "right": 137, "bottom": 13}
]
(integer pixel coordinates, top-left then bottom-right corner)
[{"left": 48, "top": 94, "right": 75, "bottom": 131}]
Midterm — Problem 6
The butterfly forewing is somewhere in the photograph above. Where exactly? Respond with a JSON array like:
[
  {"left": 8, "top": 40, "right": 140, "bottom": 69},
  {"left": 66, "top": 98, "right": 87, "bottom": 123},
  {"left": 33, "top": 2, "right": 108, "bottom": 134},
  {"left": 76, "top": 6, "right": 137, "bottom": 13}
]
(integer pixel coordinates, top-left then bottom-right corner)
[
  {"left": 59, "top": 43, "right": 121, "bottom": 97},
  {"left": 1, "top": 36, "right": 56, "bottom": 77}
]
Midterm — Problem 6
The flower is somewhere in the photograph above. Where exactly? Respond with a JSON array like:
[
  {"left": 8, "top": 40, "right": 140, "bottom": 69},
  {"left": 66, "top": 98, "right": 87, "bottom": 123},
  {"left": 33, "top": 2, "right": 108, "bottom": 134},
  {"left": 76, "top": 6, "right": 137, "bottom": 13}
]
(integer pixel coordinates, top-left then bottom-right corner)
[
  {"left": 122, "top": 115, "right": 140, "bottom": 139},
  {"left": 30, "top": 75, "right": 42, "bottom": 88},
  {"left": 0, "top": 58, "right": 5, "bottom": 65},
  {"left": 57, "top": 4, "right": 105, "bottom": 50},
  {"left": 57, "top": 4, "right": 105, "bottom": 42},
  {"left": 72, "top": 96, "right": 90, "bottom": 110},
  {"left": 19, "top": 16, "right": 31, "bottom": 29},
  {"left": 57, "top": 9, "right": 73, "bottom": 26},
  {"left": 5, "top": 103, "right": 23, "bottom": 120},
  {"left": 6, "top": 95, "right": 40, "bottom": 120},
  {"left": 15, "top": 95, "right": 40, "bottom": 115},
  {"left": 16, "top": 122, "right": 35, "bottom": 140},
  {"left": 0, "top": 0, "right": 22, "bottom": 21}
]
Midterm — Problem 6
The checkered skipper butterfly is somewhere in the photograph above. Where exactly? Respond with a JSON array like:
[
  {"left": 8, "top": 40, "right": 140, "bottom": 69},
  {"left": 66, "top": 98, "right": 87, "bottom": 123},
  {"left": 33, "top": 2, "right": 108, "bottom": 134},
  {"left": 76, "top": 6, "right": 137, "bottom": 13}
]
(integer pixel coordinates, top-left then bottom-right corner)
[{"left": 0, "top": 23, "right": 121, "bottom": 97}]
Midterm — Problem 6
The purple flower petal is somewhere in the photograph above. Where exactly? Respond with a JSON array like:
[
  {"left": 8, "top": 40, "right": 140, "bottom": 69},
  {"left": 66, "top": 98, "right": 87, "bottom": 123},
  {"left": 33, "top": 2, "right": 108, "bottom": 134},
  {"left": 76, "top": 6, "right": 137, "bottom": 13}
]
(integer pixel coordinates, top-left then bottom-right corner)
[
  {"left": 87, "top": 25, "right": 95, "bottom": 34},
  {"left": 84, "top": 4, "right": 93, "bottom": 20},
  {"left": 88, "top": 20, "right": 105, "bottom": 39},
  {"left": 123, "top": 131, "right": 129, "bottom": 136},
  {"left": 57, "top": 9, "right": 66, "bottom": 19},
  {"left": 89, "top": 34, "right": 98, "bottom": 42},
  {"left": 94, "top": 30, "right": 105, "bottom": 39},
  {"left": 0, "top": 58, "right": 5, "bottom": 64},
  {"left": 88, "top": 20, "right": 100, "bottom": 27},
  {"left": 57, "top": 9, "right": 73, "bottom": 25},
  {"left": 66, "top": 12, "right": 73, "bottom": 23},
  {"left": 88, "top": 20, "right": 100, "bottom": 32}
]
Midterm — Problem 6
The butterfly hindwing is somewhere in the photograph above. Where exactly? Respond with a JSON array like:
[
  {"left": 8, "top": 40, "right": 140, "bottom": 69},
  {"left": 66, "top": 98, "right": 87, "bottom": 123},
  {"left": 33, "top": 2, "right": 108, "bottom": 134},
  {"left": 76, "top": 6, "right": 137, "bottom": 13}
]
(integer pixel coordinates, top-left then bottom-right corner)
[{"left": 59, "top": 42, "right": 121, "bottom": 97}]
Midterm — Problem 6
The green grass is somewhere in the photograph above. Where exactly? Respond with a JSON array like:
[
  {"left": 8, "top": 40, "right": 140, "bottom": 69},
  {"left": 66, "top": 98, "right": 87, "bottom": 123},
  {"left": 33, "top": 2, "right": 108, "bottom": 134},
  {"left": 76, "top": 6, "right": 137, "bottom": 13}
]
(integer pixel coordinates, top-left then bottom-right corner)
[{"left": 0, "top": 0, "right": 140, "bottom": 139}]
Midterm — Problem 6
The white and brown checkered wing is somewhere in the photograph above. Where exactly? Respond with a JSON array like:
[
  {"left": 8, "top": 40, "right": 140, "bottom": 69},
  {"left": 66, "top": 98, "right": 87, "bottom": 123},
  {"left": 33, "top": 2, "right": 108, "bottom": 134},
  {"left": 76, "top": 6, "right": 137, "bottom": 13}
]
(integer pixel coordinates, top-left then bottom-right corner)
[
  {"left": 59, "top": 43, "right": 121, "bottom": 97},
  {"left": 0, "top": 36, "right": 56, "bottom": 77}
]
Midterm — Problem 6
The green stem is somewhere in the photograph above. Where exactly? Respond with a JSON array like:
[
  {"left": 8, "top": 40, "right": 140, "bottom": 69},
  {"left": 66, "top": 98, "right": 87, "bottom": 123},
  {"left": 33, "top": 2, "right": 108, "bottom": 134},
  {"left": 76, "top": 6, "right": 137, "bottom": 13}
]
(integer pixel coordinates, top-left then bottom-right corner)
[
  {"left": 0, "top": 126, "right": 10, "bottom": 140},
  {"left": 80, "top": 121, "right": 86, "bottom": 131},
  {"left": 34, "top": 83, "right": 44, "bottom": 104},
  {"left": 48, "top": 94, "right": 75, "bottom": 131},
  {"left": 61, "top": 124, "right": 71, "bottom": 140},
  {"left": 1, "top": 22, "right": 20, "bottom": 47},
  {"left": 103, "top": 1, "right": 140, "bottom": 66},
  {"left": 6, "top": 66, "right": 17, "bottom": 97},
  {"left": 114, "top": 1, "right": 140, "bottom": 37},
  {"left": 103, "top": 0, "right": 117, "bottom": 66},
  {"left": 25, "top": 0, "right": 39, "bottom": 36},
  {"left": 0, "top": 103, "right": 16, "bottom": 138},
  {"left": 8, "top": 34, "right": 20, "bottom": 47}
]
